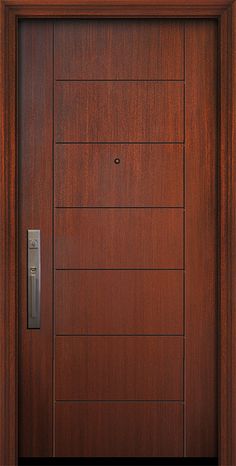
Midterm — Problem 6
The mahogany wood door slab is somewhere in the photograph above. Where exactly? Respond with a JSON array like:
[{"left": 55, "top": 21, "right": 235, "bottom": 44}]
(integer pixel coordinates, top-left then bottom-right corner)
[
  {"left": 55, "top": 208, "right": 184, "bottom": 269},
  {"left": 18, "top": 20, "right": 53, "bottom": 457},
  {"left": 55, "top": 81, "right": 184, "bottom": 143},
  {"left": 55, "top": 402, "right": 184, "bottom": 457},
  {"left": 55, "top": 336, "right": 184, "bottom": 400},
  {"left": 18, "top": 18, "right": 217, "bottom": 459},
  {"left": 55, "top": 270, "right": 184, "bottom": 334},
  {"left": 55, "top": 144, "right": 184, "bottom": 207},
  {"left": 54, "top": 19, "right": 184, "bottom": 80}
]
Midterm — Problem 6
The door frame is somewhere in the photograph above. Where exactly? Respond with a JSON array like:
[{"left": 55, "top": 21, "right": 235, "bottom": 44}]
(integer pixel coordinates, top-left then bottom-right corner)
[{"left": 0, "top": 1, "right": 235, "bottom": 464}]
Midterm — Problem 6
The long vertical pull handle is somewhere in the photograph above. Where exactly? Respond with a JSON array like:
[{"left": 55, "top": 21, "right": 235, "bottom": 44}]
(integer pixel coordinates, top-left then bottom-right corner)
[
  {"left": 30, "top": 266, "right": 37, "bottom": 319},
  {"left": 28, "top": 230, "right": 40, "bottom": 329}
]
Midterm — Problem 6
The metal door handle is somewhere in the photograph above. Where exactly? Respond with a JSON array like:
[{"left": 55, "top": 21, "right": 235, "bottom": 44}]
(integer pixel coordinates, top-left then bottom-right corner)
[
  {"left": 30, "top": 266, "right": 37, "bottom": 319},
  {"left": 28, "top": 230, "right": 40, "bottom": 328}
]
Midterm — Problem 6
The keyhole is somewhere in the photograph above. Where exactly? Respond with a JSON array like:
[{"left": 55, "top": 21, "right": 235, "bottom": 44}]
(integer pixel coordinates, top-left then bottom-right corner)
[{"left": 114, "top": 158, "right": 120, "bottom": 164}]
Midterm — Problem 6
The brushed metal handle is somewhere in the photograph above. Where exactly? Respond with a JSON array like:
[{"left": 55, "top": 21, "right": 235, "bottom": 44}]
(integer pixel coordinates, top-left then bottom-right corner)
[
  {"left": 30, "top": 267, "right": 37, "bottom": 319},
  {"left": 28, "top": 230, "right": 40, "bottom": 329}
]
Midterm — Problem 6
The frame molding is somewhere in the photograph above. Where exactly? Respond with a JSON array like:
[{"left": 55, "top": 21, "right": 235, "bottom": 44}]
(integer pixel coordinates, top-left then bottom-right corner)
[{"left": 0, "top": 1, "right": 235, "bottom": 464}]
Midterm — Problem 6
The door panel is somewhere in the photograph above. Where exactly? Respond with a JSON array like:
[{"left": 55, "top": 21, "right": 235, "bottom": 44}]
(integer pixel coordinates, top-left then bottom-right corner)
[
  {"left": 185, "top": 21, "right": 217, "bottom": 456},
  {"left": 55, "top": 402, "right": 184, "bottom": 457},
  {"left": 55, "top": 270, "right": 183, "bottom": 335},
  {"left": 55, "top": 81, "right": 184, "bottom": 143},
  {"left": 19, "top": 18, "right": 218, "bottom": 460},
  {"left": 55, "top": 336, "right": 183, "bottom": 400},
  {"left": 54, "top": 20, "right": 184, "bottom": 80},
  {"left": 55, "top": 144, "right": 183, "bottom": 207},
  {"left": 18, "top": 21, "right": 53, "bottom": 457},
  {"left": 55, "top": 208, "right": 183, "bottom": 269}
]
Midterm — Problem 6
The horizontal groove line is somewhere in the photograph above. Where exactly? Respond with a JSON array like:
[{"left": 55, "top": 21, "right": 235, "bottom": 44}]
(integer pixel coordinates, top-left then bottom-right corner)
[
  {"left": 55, "top": 268, "right": 185, "bottom": 271},
  {"left": 55, "top": 334, "right": 184, "bottom": 337},
  {"left": 55, "top": 400, "right": 184, "bottom": 403},
  {"left": 55, "top": 79, "right": 185, "bottom": 83},
  {"left": 54, "top": 206, "right": 184, "bottom": 209},
  {"left": 56, "top": 141, "right": 185, "bottom": 145}
]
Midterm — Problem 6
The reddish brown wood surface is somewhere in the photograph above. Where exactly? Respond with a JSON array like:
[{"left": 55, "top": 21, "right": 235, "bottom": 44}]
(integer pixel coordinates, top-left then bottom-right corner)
[
  {"left": 18, "top": 21, "right": 53, "bottom": 457},
  {"left": 55, "top": 208, "right": 184, "bottom": 269},
  {"left": 0, "top": 5, "right": 18, "bottom": 466},
  {"left": 17, "top": 16, "right": 222, "bottom": 462},
  {"left": 55, "top": 144, "right": 184, "bottom": 207},
  {"left": 55, "top": 81, "right": 184, "bottom": 142},
  {"left": 55, "top": 336, "right": 183, "bottom": 400},
  {"left": 185, "top": 20, "right": 217, "bottom": 456},
  {"left": 231, "top": 5, "right": 236, "bottom": 466},
  {"left": 3, "top": 2, "right": 234, "bottom": 20},
  {"left": 54, "top": 19, "right": 184, "bottom": 80},
  {"left": 55, "top": 270, "right": 183, "bottom": 335},
  {"left": 55, "top": 402, "right": 184, "bottom": 457},
  {"left": 4, "top": 0, "right": 235, "bottom": 6},
  {"left": 219, "top": 5, "right": 236, "bottom": 466},
  {"left": 0, "top": 1, "right": 235, "bottom": 463}
]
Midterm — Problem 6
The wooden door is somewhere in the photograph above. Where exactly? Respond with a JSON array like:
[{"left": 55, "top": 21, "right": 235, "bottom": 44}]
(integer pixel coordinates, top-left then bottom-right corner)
[{"left": 18, "top": 19, "right": 217, "bottom": 459}]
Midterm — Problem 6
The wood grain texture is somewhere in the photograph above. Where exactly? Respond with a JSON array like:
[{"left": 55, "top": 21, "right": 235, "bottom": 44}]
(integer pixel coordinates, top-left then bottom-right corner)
[
  {"left": 54, "top": 19, "right": 184, "bottom": 80},
  {"left": 8, "top": 6, "right": 233, "bottom": 19},
  {"left": 55, "top": 270, "right": 183, "bottom": 335},
  {"left": 3, "top": 1, "right": 235, "bottom": 19},
  {"left": 185, "top": 20, "right": 217, "bottom": 457},
  {"left": 4, "top": 0, "right": 235, "bottom": 5},
  {"left": 18, "top": 21, "right": 53, "bottom": 457},
  {"left": 55, "top": 402, "right": 184, "bottom": 457},
  {"left": 0, "top": 5, "right": 17, "bottom": 466},
  {"left": 0, "top": 3, "right": 8, "bottom": 464},
  {"left": 3, "top": 0, "right": 235, "bottom": 8},
  {"left": 55, "top": 144, "right": 184, "bottom": 207},
  {"left": 1, "top": 4, "right": 235, "bottom": 464},
  {"left": 55, "top": 336, "right": 183, "bottom": 400},
  {"left": 55, "top": 208, "right": 183, "bottom": 269},
  {"left": 218, "top": 10, "right": 233, "bottom": 466},
  {"left": 231, "top": 5, "right": 236, "bottom": 466},
  {"left": 55, "top": 81, "right": 184, "bottom": 142}
]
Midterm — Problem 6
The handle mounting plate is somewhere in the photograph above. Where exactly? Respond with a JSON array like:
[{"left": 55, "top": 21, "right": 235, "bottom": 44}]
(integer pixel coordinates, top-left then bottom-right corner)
[{"left": 27, "top": 230, "right": 40, "bottom": 329}]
